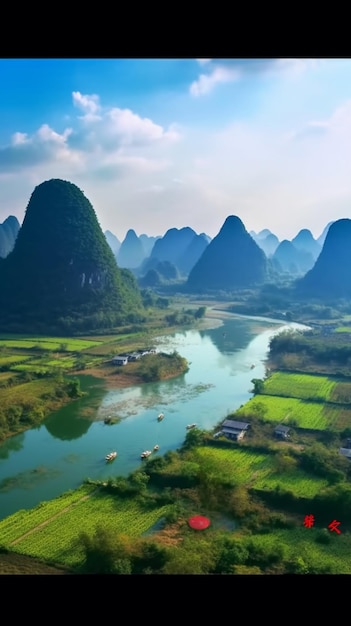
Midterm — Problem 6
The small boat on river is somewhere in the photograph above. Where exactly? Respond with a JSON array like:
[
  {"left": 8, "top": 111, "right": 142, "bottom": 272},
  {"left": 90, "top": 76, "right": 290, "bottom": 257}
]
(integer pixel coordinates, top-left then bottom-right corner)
[
  {"left": 105, "top": 451, "right": 117, "bottom": 462},
  {"left": 141, "top": 450, "right": 152, "bottom": 459},
  {"left": 157, "top": 413, "right": 164, "bottom": 421},
  {"left": 186, "top": 423, "right": 197, "bottom": 430},
  {"left": 153, "top": 445, "right": 159, "bottom": 451}
]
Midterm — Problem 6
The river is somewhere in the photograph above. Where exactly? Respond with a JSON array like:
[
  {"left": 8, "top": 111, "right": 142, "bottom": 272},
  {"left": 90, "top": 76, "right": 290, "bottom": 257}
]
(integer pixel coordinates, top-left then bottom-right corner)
[{"left": 0, "top": 313, "right": 307, "bottom": 521}]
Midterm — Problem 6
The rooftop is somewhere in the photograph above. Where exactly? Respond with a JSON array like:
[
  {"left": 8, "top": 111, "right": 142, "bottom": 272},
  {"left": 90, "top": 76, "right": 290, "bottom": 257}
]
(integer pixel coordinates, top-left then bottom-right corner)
[{"left": 222, "top": 419, "right": 250, "bottom": 430}]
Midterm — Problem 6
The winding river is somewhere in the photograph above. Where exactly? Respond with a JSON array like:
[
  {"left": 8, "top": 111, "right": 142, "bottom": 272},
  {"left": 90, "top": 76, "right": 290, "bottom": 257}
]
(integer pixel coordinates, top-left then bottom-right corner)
[{"left": 0, "top": 313, "right": 307, "bottom": 521}]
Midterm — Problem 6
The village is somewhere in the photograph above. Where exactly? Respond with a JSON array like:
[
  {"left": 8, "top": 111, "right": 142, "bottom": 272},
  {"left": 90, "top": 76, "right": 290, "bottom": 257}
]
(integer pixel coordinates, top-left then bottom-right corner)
[{"left": 111, "top": 347, "right": 157, "bottom": 366}]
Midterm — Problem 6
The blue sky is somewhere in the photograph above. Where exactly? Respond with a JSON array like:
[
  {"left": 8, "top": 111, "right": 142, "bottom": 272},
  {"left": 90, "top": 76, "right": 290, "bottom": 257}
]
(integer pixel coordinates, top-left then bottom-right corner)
[{"left": 1, "top": 58, "right": 351, "bottom": 242}]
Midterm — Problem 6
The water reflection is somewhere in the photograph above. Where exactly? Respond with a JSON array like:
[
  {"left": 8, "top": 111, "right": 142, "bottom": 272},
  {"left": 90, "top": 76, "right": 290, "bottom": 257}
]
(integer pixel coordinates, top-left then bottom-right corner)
[
  {"left": 44, "top": 374, "right": 106, "bottom": 440},
  {"left": 0, "top": 433, "right": 25, "bottom": 460},
  {"left": 199, "top": 319, "right": 253, "bottom": 354},
  {"left": 45, "top": 411, "right": 92, "bottom": 440}
]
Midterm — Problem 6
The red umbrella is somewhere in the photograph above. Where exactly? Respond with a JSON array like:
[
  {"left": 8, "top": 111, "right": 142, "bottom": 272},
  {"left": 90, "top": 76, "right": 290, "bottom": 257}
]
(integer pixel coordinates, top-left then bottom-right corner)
[{"left": 188, "top": 515, "right": 210, "bottom": 530}]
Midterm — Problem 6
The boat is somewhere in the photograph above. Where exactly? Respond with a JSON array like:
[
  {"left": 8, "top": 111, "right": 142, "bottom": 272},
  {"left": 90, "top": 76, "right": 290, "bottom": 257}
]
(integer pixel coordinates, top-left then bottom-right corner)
[
  {"left": 105, "top": 451, "right": 117, "bottom": 461},
  {"left": 250, "top": 364, "right": 255, "bottom": 369},
  {"left": 141, "top": 450, "right": 152, "bottom": 459},
  {"left": 157, "top": 413, "right": 164, "bottom": 421},
  {"left": 153, "top": 444, "right": 159, "bottom": 451},
  {"left": 186, "top": 423, "right": 197, "bottom": 429}
]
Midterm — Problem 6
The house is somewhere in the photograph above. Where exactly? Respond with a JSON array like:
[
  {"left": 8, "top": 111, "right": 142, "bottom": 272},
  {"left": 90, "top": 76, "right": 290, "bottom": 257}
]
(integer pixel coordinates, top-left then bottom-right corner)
[
  {"left": 339, "top": 448, "right": 351, "bottom": 459},
  {"left": 274, "top": 425, "right": 290, "bottom": 439},
  {"left": 111, "top": 356, "right": 128, "bottom": 366},
  {"left": 221, "top": 419, "right": 250, "bottom": 441},
  {"left": 127, "top": 352, "right": 141, "bottom": 362}
]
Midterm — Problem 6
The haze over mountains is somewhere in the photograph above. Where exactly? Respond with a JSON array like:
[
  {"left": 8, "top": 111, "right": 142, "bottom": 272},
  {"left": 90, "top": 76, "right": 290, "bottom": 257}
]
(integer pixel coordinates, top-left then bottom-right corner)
[
  {"left": 296, "top": 219, "right": 351, "bottom": 298},
  {"left": 0, "top": 176, "right": 348, "bottom": 327},
  {"left": 0, "top": 216, "right": 20, "bottom": 258}
]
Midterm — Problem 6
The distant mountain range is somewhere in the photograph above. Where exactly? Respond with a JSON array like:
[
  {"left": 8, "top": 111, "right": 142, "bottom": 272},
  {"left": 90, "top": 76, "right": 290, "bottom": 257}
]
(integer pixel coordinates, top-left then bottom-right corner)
[{"left": 1, "top": 198, "right": 344, "bottom": 301}]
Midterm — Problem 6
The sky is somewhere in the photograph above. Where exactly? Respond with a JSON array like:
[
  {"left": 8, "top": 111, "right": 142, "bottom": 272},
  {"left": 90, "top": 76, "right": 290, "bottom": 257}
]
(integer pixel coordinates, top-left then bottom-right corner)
[{"left": 1, "top": 58, "right": 351, "bottom": 243}]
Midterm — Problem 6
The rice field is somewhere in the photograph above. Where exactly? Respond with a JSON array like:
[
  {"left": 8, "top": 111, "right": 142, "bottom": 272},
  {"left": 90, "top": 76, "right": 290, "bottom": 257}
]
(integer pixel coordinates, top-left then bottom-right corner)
[
  {"left": 262, "top": 372, "right": 336, "bottom": 402},
  {"left": 190, "top": 447, "right": 328, "bottom": 497},
  {"left": 0, "top": 485, "right": 170, "bottom": 569}
]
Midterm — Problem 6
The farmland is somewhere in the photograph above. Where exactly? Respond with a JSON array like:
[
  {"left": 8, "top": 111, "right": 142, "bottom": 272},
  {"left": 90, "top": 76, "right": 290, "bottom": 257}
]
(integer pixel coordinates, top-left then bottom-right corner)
[
  {"left": 189, "top": 447, "right": 328, "bottom": 497},
  {"left": 0, "top": 336, "right": 104, "bottom": 351},
  {"left": 244, "top": 527, "right": 351, "bottom": 573},
  {"left": 236, "top": 394, "right": 334, "bottom": 429},
  {"left": 262, "top": 372, "right": 336, "bottom": 402},
  {"left": 261, "top": 371, "right": 351, "bottom": 406},
  {"left": 0, "top": 485, "right": 170, "bottom": 569},
  {"left": 236, "top": 394, "right": 351, "bottom": 430}
]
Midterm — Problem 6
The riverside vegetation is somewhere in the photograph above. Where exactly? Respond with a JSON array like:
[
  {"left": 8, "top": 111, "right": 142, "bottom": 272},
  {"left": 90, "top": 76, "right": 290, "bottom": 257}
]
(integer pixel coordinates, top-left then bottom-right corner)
[
  {"left": 1, "top": 304, "right": 351, "bottom": 574},
  {"left": 0, "top": 295, "right": 206, "bottom": 442}
]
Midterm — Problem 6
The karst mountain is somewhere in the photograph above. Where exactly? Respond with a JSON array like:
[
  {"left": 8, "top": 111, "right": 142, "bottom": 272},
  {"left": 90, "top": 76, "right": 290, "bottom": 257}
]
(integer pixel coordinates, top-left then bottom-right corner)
[
  {"left": 296, "top": 218, "right": 351, "bottom": 297},
  {"left": 186, "top": 215, "right": 268, "bottom": 291},
  {"left": 0, "top": 179, "right": 143, "bottom": 333}
]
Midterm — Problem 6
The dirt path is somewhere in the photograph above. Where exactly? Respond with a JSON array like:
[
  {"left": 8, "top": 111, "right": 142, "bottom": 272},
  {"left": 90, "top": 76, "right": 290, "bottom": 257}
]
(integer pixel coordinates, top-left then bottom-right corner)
[{"left": 10, "top": 489, "right": 98, "bottom": 546}]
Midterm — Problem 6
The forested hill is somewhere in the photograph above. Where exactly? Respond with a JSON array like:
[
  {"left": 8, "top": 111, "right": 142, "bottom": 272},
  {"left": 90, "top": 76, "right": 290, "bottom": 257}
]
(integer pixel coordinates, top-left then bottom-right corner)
[
  {"left": 186, "top": 215, "right": 268, "bottom": 291},
  {"left": 0, "top": 179, "right": 143, "bottom": 334}
]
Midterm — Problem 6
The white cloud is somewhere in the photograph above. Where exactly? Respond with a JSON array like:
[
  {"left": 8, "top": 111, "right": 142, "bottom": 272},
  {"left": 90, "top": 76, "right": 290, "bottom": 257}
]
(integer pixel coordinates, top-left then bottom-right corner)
[
  {"left": 196, "top": 59, "right": 212, "bottom": 65},
  {"left": 11, "top": 132, "right": 29, "bottom": 146},
  {"left": 0, "top": 92, "right": 180, "bottom": 183},
  {"left": 106, "top": 108, "right": 180, "bottom": 146},
  {"left": 72, "top": 91, "right": 100, "bottom": 114},
  {"left": 190, "top": 66, "right": 240, "bottom": 97}
]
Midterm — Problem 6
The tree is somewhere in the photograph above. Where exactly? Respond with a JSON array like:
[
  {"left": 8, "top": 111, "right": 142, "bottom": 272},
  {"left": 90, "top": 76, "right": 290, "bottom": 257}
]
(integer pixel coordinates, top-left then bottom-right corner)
[
  {"left": 251, "top": 378, "right": 264, "bottom": 394},
  {"left": 78, "top": 527, "right": 133, "bottom": 574},
  {"left": 194, "top": 306, "right": 206, "bottom": 319},
  {"left": 66, "top": 378, "right": 82, "bottom": 398}
]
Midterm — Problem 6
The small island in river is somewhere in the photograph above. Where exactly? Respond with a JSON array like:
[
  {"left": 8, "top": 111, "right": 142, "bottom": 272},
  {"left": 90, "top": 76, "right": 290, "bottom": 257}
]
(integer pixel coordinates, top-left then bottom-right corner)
[{"left": 75, "top": 349, "right": 190, "bottom": 390}]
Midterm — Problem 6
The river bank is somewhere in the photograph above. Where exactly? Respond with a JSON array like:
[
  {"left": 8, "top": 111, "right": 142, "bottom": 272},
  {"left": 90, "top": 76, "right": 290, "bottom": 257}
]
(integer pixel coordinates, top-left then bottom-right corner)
[{"left": 73, "top": 307, "right": 226, "bottom": 389}]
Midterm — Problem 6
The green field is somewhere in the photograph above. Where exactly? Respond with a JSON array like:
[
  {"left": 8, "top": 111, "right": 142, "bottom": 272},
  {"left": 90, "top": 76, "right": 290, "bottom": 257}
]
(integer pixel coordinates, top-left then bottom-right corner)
[
  {"left": 334, "top": 327, "right": 351, "bottom": 333},
  {"left": 262, "top": 372, "right": 336, "bottom": 402},
  {"left": 236, "top": 395, "right": 344, "bottom": 430},
  {"left": 0, "top": 355, "right": 32, "bottom": 367},
  {"left": 0, "top": 486, "right": 170, "bottom": 569},
  {"left": 245, "top": 527, "right": 351, "bottom": 573},
  {"left": 0, "top": 378, "right": 63, "bottom": 410},
  {"left": 11, "top": 357, "right": 78, "bottom": 373},
  {"left": 0, "top": 337, "right": 103, "bottom": 351},
  {"left": 190, "top": 447, "right": 328, "bottom": 497}
]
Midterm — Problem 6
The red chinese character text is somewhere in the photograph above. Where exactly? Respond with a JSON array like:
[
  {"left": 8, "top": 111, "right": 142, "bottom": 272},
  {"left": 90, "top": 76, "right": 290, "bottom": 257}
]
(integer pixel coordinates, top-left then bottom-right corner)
[
  {"left": 328, "top": 520, "right": 341, "bottom": 534},
  {"left": 303, "top": 514, "right": 315, "bottom": 528}
]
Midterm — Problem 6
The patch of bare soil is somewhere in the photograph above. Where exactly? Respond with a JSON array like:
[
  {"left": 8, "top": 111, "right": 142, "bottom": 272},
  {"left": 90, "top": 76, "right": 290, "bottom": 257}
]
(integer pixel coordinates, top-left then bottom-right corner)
[
  {"left": 153, "top": 520, "right": 185, "bottom": 547},
  {"left": 73, "top": 365, "right": 143, "bottom": 389},
  {"left": 0, "top": 553, "right": 72, "bottom": 574}
]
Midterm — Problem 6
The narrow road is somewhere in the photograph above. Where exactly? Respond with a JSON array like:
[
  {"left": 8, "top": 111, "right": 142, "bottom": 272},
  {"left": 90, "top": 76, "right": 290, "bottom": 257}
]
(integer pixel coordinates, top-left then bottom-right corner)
[{"left": 10, "top": 489, "right": 98, "bottom": 546}]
